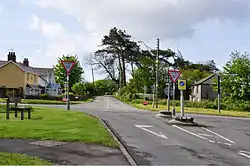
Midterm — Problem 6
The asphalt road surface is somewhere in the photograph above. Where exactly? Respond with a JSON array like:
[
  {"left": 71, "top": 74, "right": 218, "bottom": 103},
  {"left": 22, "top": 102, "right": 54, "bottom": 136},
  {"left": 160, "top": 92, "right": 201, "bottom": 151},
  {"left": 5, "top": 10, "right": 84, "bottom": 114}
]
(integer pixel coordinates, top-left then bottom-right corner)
[{"left": 56, "top": 96, "right": 250, "bottom": 165}]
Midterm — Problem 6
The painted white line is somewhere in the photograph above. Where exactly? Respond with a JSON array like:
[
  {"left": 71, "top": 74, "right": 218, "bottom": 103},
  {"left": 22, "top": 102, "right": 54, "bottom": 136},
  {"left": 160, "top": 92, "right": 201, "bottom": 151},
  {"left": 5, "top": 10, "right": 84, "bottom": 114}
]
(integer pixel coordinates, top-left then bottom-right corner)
[
  {"left": 201, "top": 127, "right": 235, "bottom": 144},
  {"left": 224, "top": 143, "right": 232, "bottom": 146},
  {"left": 198, "top": 133, "right": 213, "bottom": 137},
  {"left": 238, "top": 152, "right": 250, "bottom": 159},
  {"left": 209, "top": 140, "right": 215, "bottom": 143},
  {"left": 239, "top": 150, "right": 250, "bottom": 154},
  {"left": 135, "top": 125, "right": 168, "bottom": 140},
  {"left": 172, "top": 125, "right": 207, "bottom": 140}
]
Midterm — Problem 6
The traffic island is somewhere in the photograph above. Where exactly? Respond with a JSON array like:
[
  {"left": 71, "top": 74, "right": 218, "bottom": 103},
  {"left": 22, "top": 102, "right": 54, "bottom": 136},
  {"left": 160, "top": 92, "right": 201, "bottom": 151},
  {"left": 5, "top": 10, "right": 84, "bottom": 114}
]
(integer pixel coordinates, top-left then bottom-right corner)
[
  {"left": 155, "top": 111, "right": 172, "bottom": 119},
  {"left": 166, "top": 116, "right": 199, "bottom": 126}
]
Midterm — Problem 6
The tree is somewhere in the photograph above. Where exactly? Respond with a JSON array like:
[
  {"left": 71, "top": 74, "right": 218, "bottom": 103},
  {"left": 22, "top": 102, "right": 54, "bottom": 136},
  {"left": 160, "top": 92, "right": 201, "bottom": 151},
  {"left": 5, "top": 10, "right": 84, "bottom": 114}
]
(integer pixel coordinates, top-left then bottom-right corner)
[
  {"left": 72, "top": 82, "right": 93, "bottom": 96},
  {"left": 95, "top": 79, "right": 118, "bottom": 95},
  {"left": 221, "top": 51, "right": 250, "bottom": 100},
  {"left": 54, "top": 55, "right": 84, "bottom": 90},
  {"left": 92, "top": 27, "right": 140, "bottom": 88}
]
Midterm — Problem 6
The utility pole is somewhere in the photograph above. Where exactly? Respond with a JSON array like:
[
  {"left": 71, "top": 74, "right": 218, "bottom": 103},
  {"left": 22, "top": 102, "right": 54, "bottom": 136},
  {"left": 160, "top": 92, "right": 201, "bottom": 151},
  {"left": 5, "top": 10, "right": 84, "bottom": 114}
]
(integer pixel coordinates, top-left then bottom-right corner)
[
  {"left": 92, "top": 64, "right": 95, "bottom": 96},
  {"left": 155, "top": 38, "right": 160, "bottom": 108},
  {"left": 218, "top": 74, "right": 221, "bottom": 113}
]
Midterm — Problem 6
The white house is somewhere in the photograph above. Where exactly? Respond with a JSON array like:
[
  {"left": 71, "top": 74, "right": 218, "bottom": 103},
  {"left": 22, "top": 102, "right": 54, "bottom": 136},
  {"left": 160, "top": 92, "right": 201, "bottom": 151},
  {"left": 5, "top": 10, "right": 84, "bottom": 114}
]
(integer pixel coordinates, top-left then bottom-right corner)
[{"left": 32, "top": 67, "right": 61, "bottom": 96}]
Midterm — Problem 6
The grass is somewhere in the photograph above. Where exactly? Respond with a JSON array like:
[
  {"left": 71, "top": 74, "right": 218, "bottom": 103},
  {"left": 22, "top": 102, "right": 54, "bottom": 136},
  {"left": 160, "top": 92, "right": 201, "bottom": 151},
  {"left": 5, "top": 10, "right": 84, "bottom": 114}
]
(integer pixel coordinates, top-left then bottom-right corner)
[
  {"left": 132, "top": 103, "right": 250, "bottom": 118},
  {"left": 0, "top": 152, "right": 52, "bottom": 165},
  {"left": 0, "top": 98, "right": 86, "bottom": 105},
  {"left": 0, "top": 105, "right": 118, "bottom": 148}
]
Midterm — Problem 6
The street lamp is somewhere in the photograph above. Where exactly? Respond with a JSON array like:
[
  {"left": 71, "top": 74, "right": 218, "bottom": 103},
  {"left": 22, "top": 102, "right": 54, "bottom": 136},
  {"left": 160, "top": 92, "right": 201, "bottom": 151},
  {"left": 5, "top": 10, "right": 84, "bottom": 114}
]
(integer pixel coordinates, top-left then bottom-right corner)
[{"left": 138, "top": 39, "right": 160, "bottom": 108}]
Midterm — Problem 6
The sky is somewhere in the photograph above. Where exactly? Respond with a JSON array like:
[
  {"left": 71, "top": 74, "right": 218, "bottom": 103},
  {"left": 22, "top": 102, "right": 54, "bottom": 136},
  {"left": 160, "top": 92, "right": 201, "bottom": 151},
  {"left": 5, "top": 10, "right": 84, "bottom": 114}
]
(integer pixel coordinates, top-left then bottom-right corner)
[{"left": 0, "top": 0, "right": 250, "bottom": 81}]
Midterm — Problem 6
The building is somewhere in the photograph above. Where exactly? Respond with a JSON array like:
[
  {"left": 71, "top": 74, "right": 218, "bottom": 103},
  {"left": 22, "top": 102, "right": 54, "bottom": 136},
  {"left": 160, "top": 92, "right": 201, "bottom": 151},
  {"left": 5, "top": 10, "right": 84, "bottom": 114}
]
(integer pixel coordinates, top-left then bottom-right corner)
[
  {"left": 189, "top": 74, "right": 218, "bottom": 102},
  {"left": 0, "top": 51, "right": 61, "bottom": 97}
]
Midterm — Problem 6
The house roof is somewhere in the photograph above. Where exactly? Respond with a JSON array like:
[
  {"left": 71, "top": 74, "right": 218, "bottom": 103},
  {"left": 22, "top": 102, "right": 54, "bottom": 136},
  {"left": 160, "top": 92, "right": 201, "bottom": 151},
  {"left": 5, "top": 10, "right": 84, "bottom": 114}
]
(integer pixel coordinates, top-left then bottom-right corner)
[
  {"left": 192, "top": 74, "right": 216, "bottom": 86},
  {"left": 32, "top": 67, "right": 54, "bottom": 76},
  {"left": 0, "top": 60, "right": 53, "bottom": 76}
]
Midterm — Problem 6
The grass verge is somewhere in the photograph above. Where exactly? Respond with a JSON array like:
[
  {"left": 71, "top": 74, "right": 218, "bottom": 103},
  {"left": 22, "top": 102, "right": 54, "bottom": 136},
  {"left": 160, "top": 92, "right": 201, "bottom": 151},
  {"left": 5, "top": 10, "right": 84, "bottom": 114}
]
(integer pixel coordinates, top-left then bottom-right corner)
[
  {"left": 0, "top": 152, "right": 51, "bottom": 165},
  {"left": 0, "top": 105, "right": 118, "bottom": 147},
  {"left": 132, "top": 103, "right": 250, "bottom": 118}
]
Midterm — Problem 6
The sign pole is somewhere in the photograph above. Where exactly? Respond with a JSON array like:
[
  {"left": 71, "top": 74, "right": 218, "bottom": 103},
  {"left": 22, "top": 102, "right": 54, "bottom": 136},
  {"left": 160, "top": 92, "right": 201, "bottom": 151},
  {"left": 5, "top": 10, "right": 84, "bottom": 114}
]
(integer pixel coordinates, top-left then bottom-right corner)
[
  {"left": 67, "top": 74, "right": 70, "bottom": 110},
  {"left": 180, "top": 90, "right": 184, "bottom": 117},
  {"left": 172, "top": 83, "right": 176, "bottom": 116},
  {"left": 152, "top": 86, "right": 155, "bottom": 108},
  {"left": 167, "top": 83, "right": 170, "bottom": 112}
]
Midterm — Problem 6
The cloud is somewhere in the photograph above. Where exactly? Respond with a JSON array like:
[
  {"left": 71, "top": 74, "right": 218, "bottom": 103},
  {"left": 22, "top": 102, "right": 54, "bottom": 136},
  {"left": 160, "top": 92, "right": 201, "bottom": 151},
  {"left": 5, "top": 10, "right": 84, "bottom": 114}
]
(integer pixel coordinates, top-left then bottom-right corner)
[
  {"left": 33, "top": 0, "right": 250, "bottom": 41},
  {"left": 29, "top": 15, "right": 91, "bottom": 59}
]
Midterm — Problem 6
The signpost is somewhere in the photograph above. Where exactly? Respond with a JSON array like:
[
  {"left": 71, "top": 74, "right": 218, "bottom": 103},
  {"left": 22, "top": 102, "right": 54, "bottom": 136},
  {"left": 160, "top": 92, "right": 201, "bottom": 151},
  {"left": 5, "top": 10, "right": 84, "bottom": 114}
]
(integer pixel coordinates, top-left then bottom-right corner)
[
  {"left": 61, "top": 60, "right": 76, "bottom": 110},
  {"left": 143, "top": 86, "right": 147, "bottom": 100},
  {"left": 164, "top": 83, "right": 173, "bottom": 112},
  {"left": 178, "top": 80, "right": 186, "bottom": 117},
  {"left": 168, "top": 70, "right": 181, "bottom": 116},
  {"left": 151, "top": 85, "right": 155, "bottom": 108}
]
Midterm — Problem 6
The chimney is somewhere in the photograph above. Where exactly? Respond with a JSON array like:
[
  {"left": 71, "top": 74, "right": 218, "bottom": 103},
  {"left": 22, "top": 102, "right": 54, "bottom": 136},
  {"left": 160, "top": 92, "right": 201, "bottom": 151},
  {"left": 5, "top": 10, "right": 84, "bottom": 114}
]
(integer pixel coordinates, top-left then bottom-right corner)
[
  {"left": 7, "top": 51, "right": 16, "bottom": 62},
  {"left": 23, "top": 58, "right": 29, "bottom": 66}
]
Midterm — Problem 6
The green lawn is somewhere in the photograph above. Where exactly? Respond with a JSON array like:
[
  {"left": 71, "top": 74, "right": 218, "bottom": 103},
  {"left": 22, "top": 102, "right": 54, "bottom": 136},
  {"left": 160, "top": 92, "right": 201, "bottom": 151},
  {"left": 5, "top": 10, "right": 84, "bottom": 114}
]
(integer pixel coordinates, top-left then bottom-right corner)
[
  {"left": 0, "top": 152, "right": 52, "bottom": 165},
  {"left": 132, "top": 103, "right": 250, "bottom": 118},
  {"left": 0, "top": 98, "right": 87, "bottom": 105},
  {"left": 0, "top": 105, "right": 118, "bottom": 147}
]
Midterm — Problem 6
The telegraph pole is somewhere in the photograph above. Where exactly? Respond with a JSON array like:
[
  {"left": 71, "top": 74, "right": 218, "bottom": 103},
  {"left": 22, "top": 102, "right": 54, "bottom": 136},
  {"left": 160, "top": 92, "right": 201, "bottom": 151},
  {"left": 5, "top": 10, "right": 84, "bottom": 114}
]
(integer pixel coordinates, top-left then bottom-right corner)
[
  {"left": 218, "top": 74, "right": 221, "bottom": 113},
  {"left": 92, "top": 64, "right": 95, "bottom": 96},
  {"left": 155, "top": 38, "right": 160, "bottom": 108}
]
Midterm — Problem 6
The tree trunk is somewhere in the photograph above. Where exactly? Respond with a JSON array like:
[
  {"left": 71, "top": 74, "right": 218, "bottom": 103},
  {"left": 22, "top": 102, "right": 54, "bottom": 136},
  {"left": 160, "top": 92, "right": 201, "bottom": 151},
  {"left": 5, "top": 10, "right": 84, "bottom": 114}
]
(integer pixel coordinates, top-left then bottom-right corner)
[
  {"left": 118, "top": 55, "right": 123, "bottom": 89},
  {"left": 122, "top": 55, "right": 126, "bottom": 86}
]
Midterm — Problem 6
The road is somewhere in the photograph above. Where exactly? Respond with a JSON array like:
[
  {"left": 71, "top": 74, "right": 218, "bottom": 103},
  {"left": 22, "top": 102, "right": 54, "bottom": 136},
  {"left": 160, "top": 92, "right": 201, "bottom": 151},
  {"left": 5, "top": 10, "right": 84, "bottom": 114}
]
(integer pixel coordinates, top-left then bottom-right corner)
[{"left": 53, "top": 96, "right": 250, "bottom": 165}]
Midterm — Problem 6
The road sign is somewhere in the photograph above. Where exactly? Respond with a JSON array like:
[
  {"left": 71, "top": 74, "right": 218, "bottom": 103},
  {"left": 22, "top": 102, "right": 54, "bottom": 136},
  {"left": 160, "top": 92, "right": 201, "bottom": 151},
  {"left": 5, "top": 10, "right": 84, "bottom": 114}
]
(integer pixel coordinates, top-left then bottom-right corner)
[
  {"left": 178, "top": 80, "right": 186, "bottom": 90},
  {"left": 61, "top": 60, "right": 76, "bottom": 74},
  {"left": 168, "top": 70, "right": 181, "bottom": 83},
  {"left": 164, "top": 87, "right": 173, "bottom": 96}
]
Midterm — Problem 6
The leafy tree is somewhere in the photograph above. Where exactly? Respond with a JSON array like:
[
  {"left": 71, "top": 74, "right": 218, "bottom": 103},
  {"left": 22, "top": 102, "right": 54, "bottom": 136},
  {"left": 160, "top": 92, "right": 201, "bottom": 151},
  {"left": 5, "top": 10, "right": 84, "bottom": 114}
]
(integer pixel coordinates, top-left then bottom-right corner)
[
  {"left": 54, "top": 55, "right": 84, "bottom": 90},
  {"left": 95, "top": 79, "right": 118, "bottom": 95},
  {"left": 221, "top": 51, "right": 250, "bottom": 100},
  {"left": 72, "top": 82, "right": 93, "bottom": 96},
  {"left": 92, "top": 27, "right": 140, "bottom": 87}
]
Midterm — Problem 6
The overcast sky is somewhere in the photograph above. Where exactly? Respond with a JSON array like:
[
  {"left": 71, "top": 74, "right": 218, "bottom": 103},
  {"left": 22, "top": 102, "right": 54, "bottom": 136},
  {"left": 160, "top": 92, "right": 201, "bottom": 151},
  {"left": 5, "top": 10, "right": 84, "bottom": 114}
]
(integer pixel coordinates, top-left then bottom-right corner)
[{"left": 0, "top": 0, "right": 250, "bottom": 81}]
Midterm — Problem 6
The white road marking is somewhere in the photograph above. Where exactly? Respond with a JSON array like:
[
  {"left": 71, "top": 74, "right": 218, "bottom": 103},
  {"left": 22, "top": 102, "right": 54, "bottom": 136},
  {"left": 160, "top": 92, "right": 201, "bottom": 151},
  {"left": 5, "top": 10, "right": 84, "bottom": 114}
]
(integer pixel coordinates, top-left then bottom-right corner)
[
  {"left": 198, "top": 133, "right": 213, "bottom": 137},
  {"left": 238, "top": 152, "right": 250, "bottom": 159},
  {"left": 209, "top": 140, "right": 215, "bottom": 143},
  {"left": 224, "top": 143, "right": 232, "bottom": 146},
  {"left": 106, "top": 100, "right": 110, "bottom": 111},
  {"left": 201, "top": 127, "right": 235, "bottom": 144},
  {"left": 239, "top": 150, "right": 250, "bottom": 154},
  {"left": 135, "top": 125, "right": 168, "bottom": 140},
  {"left": 172, "top": 125, "right": 207, "bottom": 140}
]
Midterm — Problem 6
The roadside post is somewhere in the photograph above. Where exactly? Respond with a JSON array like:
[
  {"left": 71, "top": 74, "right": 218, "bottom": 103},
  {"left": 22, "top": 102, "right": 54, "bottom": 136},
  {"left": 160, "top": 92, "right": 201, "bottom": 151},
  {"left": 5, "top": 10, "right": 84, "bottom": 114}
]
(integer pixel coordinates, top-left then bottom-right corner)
[
  {"left": 164, "top": 84, "right": 172, "bottom": 112},
  {"left": 178, "top": 80, "right": 186, "bottom": 117},
  {"left": 151, "top": 85, "right": 155, "bottom": 108},
  {"left": 143, "top": 86, "right": 147, "bottom": 101},
  {"left": 168, "top": 70, "right": 181, "bottom": 116},
  {"left": 61, "top": 59, "right": 76, "bottom": 110}
]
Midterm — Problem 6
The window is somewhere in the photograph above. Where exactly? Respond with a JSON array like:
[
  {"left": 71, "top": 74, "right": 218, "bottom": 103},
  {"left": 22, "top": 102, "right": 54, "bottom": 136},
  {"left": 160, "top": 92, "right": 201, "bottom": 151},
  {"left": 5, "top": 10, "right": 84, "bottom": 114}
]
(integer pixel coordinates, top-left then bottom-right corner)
[
  {"left": 34, "top": 75, "right": 36, "bottom": 83},
  {"left": 27, "top": 73, "right": 29, "bottom": 81}
]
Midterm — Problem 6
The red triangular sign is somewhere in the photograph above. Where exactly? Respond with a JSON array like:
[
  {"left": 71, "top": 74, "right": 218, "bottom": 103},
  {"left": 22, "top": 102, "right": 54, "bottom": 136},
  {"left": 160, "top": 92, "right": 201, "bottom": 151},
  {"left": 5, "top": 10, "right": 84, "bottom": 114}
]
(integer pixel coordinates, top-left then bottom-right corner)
[
  {"left": 61, "top": 60, "right": 76, "bottom": 74},
  {"left": 168, "top": 70, "right": 181, "bottom": 83}
]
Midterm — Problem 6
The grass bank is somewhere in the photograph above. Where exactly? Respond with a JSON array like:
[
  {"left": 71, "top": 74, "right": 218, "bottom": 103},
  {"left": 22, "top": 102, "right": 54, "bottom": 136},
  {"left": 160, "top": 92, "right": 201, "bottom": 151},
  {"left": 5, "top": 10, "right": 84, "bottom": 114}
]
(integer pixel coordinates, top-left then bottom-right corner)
[
  {"left": 0, "top": 152, "right": 51, "bottom": 165},
  {"left": 0, "top": 105, "right": 118, "bottom": 147},
  {"left": 132, "top": 103, "right": 250, "bottom": 118},
  {"left": 0, "top": 98, "right": 91, "bottom": 105}
]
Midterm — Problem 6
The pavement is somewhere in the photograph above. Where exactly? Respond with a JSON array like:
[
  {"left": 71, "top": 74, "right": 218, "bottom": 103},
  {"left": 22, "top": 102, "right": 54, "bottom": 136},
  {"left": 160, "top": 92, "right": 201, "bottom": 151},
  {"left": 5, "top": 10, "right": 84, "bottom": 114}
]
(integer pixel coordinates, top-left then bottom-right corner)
[
  {"left": 2, "top": 96, "right": 250, "bottom": 165},
  {"left": 0, "top": 138, "right": 129, "bottom": 165},
  {"left": 67, "top": 96, "right": 250, "bottom": 166}
]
